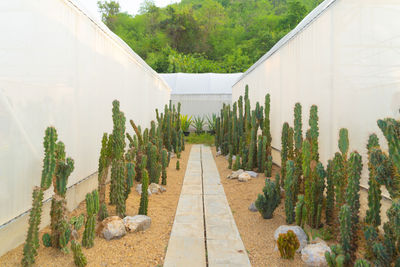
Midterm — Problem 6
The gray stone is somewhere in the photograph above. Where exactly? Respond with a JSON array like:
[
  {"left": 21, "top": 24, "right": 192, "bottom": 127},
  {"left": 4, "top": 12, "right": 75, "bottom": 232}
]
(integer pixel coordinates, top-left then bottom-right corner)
[
  {"left": 301, "top": 242, "right": 331, "bottom": 267},
  {"left": 123, "top": 215, "right": 151, "bottom": 232},
  {"left": 248, "top": 202, "right": 258, "bottom": 212},
  {"left": 149, "top": 183, "right": 160, "bottom": 194},
  {"left": 216, "top": 150, "right": 222, "bottom": 156},
  {"left": 135, "top": 184, "right": 152, "bottom": 196},
  {"left": 238, "top": 172, "right": 251, "bottom": 182},
  {"left": 160, "top": 185, "right": 167, "bottom": 192},
  {"left": 274, "top": 225, "right": 308, "bottom": 252},
  {"left": 245, "top": 171, "right": 258, "bottom": 178},
  {"left": 227, "top": 169, "right": 244, "bottom": 179},
  {"left": 101, "top": 216, "right": 126, "bottom": 240}
]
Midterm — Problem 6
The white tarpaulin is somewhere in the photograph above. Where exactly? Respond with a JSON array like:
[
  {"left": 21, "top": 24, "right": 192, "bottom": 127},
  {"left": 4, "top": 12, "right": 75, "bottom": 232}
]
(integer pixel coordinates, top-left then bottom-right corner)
[
  {"left": 0, "top": 0, "right": 170, "bottom": 226},
  {"left": 233, "top": 0, "right": 400, "bottom": 192},
  {"left": 160, "top": 73, "right": 241, "bottom": 118}
]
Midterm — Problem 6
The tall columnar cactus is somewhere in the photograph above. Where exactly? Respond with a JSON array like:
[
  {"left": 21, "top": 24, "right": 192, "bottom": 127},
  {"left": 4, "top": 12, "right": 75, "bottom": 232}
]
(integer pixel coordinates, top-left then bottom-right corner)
[
  {"left": 22, "top": 187, "right": 44, "bottom": 267},
  {"left": 71, "top": 240, "right": 87, "bottom": 267},
  {"left": 294, "top": 103, "right": 303, "bottom": 193},
  {"left": 277, "top": 230, "right": 300, "bottom": 259},
  {"left": 354, "top": 259, "right": 371, "bottom": 267},
  {"left": 345, "top": 152, "right": 362, "bottom": 261},
  {"left": 238, "top": 95, "right": 244, "bottom": 137},
  {"left": 255, "top": 178, "right": 280, "bottom": 219},
  {"left": 139, "top": 168, "right": 149, "bottom": 215},
  {"left": 259, "top": 136, "right": 267, "bottom": 173},
  {"left": 82, "top": 190, "right": 99, "bottom": 248},
  {"left": 263, "top": 94, "right": 272, "bottom": 156},
  {"left": 161, "top": 149, "right": 168, "bottom": 185},
  {"left": 41, "top": 127, "right": 58, "bottom": 190},
  {"left": 110, "top": 100, "right": 126, "bottom": 205},
  {"left": 247, "top": 115, "right": 257, "bottom": 170},
  {"left": 365, "top": 134, "right": 381, "bottom": 227},
  {"left": 265, "top": 155, "right": 273, "bottom": 177},
  {"left": 339, "top": 204, "right": 352, "bottom": 265},
  {"left": 257, "top": 136, "right": 263, "bottom": 172},
  {"left": 339, "top": 129, "right": 349, "bottom": 156},
  {"left": 333, "top": 152, "right": 346, "bottom": 211},
  {"left": 295, "top": 194, "right": 306, "bottom": 228},
  {"left": 233, "top": 153, "right": 240, "bottom": 171},
  {"left": 288, "top": 127, "right": 294, "bottom": 161},
  {"left": 98, "top": 133, "right": 112, "bottom": 221},
  {"left": 147, "top": 142, "right": 161, "bottom": 184},
  {"left": 51, "top": 141, "right": 74, "bottom": 249},
  {"left": 125, "top": 161, "right": 135, "bottom": 200},
  {"left": 284, "top": 160, "right": 296, "bottom": 224},
  {"left": 228, "top": 145, "right": 233, "bottom": 169},
  {"left": 281, "top": 122, "right": 289, "bottom": 186},
  {"left": 309, "top": 105, "right": 319, "bottom": 161},
  {"left": 325, "top": 159, "right": 335, "bottom": 225},
  {"left": 307, "top": 161, "right": 325, "bottom": 228}
]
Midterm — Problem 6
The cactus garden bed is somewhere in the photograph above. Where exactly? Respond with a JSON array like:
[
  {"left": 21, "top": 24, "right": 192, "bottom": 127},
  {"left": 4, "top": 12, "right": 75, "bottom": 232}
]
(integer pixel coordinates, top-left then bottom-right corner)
[{"left": 0, "top": 144, "right": 192, "bottom": 267}]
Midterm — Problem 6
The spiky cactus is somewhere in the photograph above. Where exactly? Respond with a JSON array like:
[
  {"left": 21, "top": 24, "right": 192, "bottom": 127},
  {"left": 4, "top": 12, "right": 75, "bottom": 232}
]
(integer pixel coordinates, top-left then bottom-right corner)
[
  {"left": 284, "top": 160, "right": 296, "bottom": 224},
  {"left": 325, "top": 244, "right": 345, "bottom": 267},
  {"left": 339, "top": 204, "right": 352, "bottom": 264},
  {"left": 71, "top": 240, "right": 87, "bottom": 267},
  {"left": 125, "top": 161, "right": 135, "bottom": 200},
  {"left": 309, "top": 105, "right": 319, "bottom": 161},
  {"left": 257, "top": 136, "right": 263, "bottom": 172},
  {"left": 228, "top": 145, "right": 233, "bottom": 169},
  {"left": 263, "top": 94, "right": 272, "bottom": 157},
  {"left": 139, "top": 169, "right": 149, "bottom": 215},
  {"left": 277, "top": 230, "right": 300, "bottom": 259},
  {"left": 288, "top": 127, "right": 294, "bottom": 161},
  {"left": 110, "top": 100, "right": 126, "bottom": 206},
  {"left": 233, "top": 154, "right": 240, "bottom": 171},
  {"left": 333, "top": 152, "right": 346, "bottom": 211},
  {"left": 354, "top": 259, "right": 371, "bottom": 267},
  {"left": 255, "top": 178, "right": 280, "bottom": 219},
  {"left": 265, "top": 155, "right": 273, "bottom": 177},
  {"left": 22, "top": 187, "right": 44, "bottom": 267},
  {"left": 176, "top": 160, "right": 180, "bottom": 170},
  {"left": 42, "top": 233, "right": 51, "bottom": 247},
  {"left": 281, "top": 122, "right": 289, "bottom": 186},
  {"left": 295, "top": 195, "right": 306, "bottom": 228},
  {"left": 98, "top": 133, "right": 111, "bottom": 221},
  {"left": 365, "top": 134, "right": 381, "bottom": 227},
  {"left": 147, "top": 143, "right": 161, "bottom": 184},
  {"left": 247, "top": 113, "right": 257, "bottom": 170},
  {"left": 294, "top": 103, "right": 303, "bottom": 193},
  {"left": 325, "top": 159, "right": 335, "bottom": 225},
  {"left": 161, "top": 149, "right": 168, "bottom": 185},
  {"left": 82, "top": 190, "right": 99, "bottom": 248},
  {"left": 345, "top": 152, "right": 362, "bottom": 260}
]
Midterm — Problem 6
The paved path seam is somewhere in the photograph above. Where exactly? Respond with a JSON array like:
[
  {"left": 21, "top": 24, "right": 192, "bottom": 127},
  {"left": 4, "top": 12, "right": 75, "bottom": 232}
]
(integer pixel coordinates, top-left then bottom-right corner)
[{"left": 164, "top": 144, "right": 251, "bottom": 267}]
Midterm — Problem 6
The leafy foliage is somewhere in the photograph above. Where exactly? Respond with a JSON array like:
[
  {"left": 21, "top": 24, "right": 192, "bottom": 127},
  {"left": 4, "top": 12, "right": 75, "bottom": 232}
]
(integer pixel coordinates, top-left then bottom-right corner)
[{"left": 97, "top": 0, "right": 321, "bottom": 73}]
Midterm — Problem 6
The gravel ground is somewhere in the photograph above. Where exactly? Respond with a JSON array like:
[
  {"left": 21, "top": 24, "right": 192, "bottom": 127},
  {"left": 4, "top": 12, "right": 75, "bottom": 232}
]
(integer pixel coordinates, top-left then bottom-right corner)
[
  {"left": 0, "top": 144, "right": 192, "bottom": 267},
  {"left": 212, "top": 147, "right": 306, "bottom": 267}
]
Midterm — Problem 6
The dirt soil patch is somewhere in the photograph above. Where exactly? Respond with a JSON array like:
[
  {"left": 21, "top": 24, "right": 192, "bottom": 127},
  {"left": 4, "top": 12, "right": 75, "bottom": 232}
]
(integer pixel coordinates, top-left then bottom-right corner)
[
  {"left": 0, "top": 144, "right": 192, "bottom": 267},
  {"left": 212, "top": 147, "right": 305, "bottom": 267}
]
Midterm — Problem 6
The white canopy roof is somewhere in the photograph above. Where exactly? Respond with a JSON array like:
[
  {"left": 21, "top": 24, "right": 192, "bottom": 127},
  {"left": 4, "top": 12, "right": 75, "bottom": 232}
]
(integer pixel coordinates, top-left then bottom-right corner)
[{"left": 160, "top": 73, "right": 242, "bottom": 95}]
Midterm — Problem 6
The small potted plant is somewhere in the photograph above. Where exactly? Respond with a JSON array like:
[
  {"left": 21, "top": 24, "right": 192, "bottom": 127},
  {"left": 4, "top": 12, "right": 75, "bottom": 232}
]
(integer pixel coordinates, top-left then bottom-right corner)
[
  {"left": 206, "top": 114, "right": 217, "bottom": 135},
  {"left": 192, "top": 116, "right": 205, "bottom": 135},
  {"left": 180, "top": 115, "right": 192, "bottom": 136}
]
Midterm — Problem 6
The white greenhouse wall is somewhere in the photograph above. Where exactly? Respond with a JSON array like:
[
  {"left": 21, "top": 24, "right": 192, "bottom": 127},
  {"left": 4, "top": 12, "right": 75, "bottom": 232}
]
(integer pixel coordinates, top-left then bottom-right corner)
[
  {"left": 171, "top": 94, "right": 231, "bottom": 119},
  {"left": 0, "top": 0, "right": 170, "bottom": 246},
  {"left": 233, "top": 0, "right": 400, "bottom": 193}
]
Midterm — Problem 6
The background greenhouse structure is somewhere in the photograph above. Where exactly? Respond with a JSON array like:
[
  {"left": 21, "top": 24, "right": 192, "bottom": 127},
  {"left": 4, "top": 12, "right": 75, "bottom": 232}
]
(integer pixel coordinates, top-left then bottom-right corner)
[
  {"left": 0, "top": 0, "right": 400, "bottom": 263},
  {"left": 160, "top": 73, "right": 242, "bottom": 125}
]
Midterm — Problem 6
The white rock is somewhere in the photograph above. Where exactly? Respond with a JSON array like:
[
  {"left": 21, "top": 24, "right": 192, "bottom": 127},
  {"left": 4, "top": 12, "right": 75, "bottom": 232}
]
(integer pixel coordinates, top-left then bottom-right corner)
[
  {"left": 123, "top": 215, "right": 151, "bottom": 232},
  {"left": 135, "top": 184, "right": 152, "bottom": 196},
  {"left": 149, "top": 183, "right": 160, "bottom": 194},
  {"left": 274, "top": 225, "right": 308, "bottom": 252},
  {"left": 216, "top": 150, "right": 222, "bottom": 156},
  {"left": 245, "top": 171, "right": 258, "bottom": 178},
  {"left": 227, "top": 169, "right": 244, "bottom": 179},
  {"left": 301, "top": 242, "right": 331, "bottom": 267},
  {"left": 238, "top": 172, "right": 251, "bottom": 182},
  {"left": 101, "top": 216, "right": 126, "bottom": 240},
  {"left": 159, "top": 185, "right": 166, "bottom": 192}
]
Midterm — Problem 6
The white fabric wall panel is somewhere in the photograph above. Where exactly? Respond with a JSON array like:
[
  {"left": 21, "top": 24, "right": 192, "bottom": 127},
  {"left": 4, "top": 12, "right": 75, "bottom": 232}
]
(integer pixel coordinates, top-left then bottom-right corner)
[
  {"left": 171, "top": 94, "right": 232, "bottom": 119},
  {"left": 233, "top": 0, "right": 400, "bottom": 193},
  {"left": 0, "top": 0, "right": 170, "bottom": 225}
]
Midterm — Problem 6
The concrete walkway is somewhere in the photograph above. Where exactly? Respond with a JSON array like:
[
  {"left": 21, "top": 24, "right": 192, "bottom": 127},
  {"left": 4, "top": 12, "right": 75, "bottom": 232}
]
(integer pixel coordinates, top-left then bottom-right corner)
[{"left": 164, "top": 145, "right": 251, "bottom": 267}]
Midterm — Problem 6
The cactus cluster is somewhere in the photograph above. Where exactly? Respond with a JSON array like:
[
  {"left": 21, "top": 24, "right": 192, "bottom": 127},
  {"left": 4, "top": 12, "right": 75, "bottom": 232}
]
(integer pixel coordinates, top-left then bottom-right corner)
[
  {"left": 215, "top": 87, "right": 273, "bottom": 176},
  {"left": 277, "top": 230, "right": 300, "bottom": 259},
  {"left": 82, "top": 190, "right": 99, "bottom": 248},
  {"left": 255, "top": 178, "right": 280, "bottom": 219}
]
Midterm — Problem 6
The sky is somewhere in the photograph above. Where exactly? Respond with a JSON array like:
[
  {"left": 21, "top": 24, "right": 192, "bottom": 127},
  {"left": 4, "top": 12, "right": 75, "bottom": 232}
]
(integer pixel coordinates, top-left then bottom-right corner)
[{"left": 77, "top": 0, "right": 180, "bottom": 20}]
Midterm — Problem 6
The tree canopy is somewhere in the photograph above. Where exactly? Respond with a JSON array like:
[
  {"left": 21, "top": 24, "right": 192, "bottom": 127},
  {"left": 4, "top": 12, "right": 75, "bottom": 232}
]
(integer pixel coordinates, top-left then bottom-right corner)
[{"left": 98, "top": 0, "right": 323, "bottom": 73}]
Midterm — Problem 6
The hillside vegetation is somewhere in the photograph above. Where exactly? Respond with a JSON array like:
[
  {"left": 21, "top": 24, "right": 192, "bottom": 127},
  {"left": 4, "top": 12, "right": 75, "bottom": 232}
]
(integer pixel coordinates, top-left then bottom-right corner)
[{"left": 98, "top": 0, "right": 323, "bottom": 73}]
